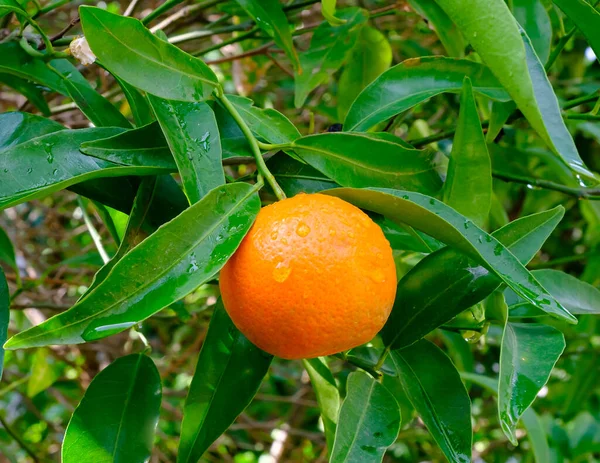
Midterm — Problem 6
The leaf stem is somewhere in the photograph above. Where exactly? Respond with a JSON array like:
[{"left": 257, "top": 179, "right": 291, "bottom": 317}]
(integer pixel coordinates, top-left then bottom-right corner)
[
  {"left": 493, "top": 171, "right": 600, "bottom": 199},
  {"left": 216, "top": 91, "right": 286, "bottom": 200},
  {"left": 256, "top": 141, "right": 293, "bottom": 151},
  {"left": 0, "top": 414, "right": 41, "bottom": 463},
  {"left": 332, "top": 353, "right": 382, "bottom": 380},
  {"left": 374, "top": 346, "right": 391, "bottom": 371}
]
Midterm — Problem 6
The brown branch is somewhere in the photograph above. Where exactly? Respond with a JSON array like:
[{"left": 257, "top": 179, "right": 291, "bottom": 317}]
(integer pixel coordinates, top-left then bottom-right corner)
[
  {"left": 205, "top": 42, "right": 276, "bottom": 65},
  {"left": 39, "top": 16, "right": 80, "bottom": 50}
]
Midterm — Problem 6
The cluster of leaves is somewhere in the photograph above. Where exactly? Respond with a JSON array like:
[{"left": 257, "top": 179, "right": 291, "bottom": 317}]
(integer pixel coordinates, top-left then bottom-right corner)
[{"left": 1, "top": 0, "right": 600, "bottom": 462}]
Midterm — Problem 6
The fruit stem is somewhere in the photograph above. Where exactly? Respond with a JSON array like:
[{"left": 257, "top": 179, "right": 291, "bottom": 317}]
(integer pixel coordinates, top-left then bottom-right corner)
[
  {"left": 332, "top": 353, "right": 382, "bottom": 380},
  {"left": 216, "top": 91, "right": 287, "bottom": 201},
  {"left": 374, "top": 346, "right": 391, "bottom": 371}
]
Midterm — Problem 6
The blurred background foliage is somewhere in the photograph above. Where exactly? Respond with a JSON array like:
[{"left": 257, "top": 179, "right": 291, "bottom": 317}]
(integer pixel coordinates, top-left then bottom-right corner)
[{"left": 1, "top": 0, "right": 600, "bottom": 462}]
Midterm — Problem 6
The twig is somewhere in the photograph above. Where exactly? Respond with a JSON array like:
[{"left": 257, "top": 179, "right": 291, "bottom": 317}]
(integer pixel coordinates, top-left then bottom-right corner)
[
  {"left": 205, "top": 41, "right": 275, "bottom": 64},
  {"left": 493, "top": 171, "right": 600, "bottom": 199},
  {"left": 267, "top": 52, "right": 294, "bottom": 77},
  {"left": 123, "top": 0, "right": 141, "bottom": 16},
  {"left": 0, "top": 414, "right": 41, "bottom": 462}
]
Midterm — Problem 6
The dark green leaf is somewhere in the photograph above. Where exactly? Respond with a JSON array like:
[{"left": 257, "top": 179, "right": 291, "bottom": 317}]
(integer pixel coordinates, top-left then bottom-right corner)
[
  {"left": 381, "top": 206, "right": 564, "bottom": 349},
  {"left": 62, "top": 354, "right": 161, "bottom": 463},
  {"left": 327, "top": 188, "right": 574, "bottom": 322},
  {"left": 0, "top": 127, "right": 174, "bottom": 211},
  {"left": 213, "top": 101, "right": 253, "bottom": 159},
  {"left": 330, "top": 371, "right": 400, "bottom": 463},
  {"left": 148, "top": 96, "right": 224, "bottom": 204},
  {"left": 234, "top": 0, "right": 299, "bottom": 70},
  {"left": 268, "top": 153, "right": 339, "bottom": 196},
  {"left": 80, "top": 6, "right": 219, "bottom": 102},
  {"left": 80, "top": 122, "right": 174, "bottom": 171},
  {"left": 0, "top": 73, "right": 50, "bottom": 115},
  {"left": 344, "top": 57, "right": 509, "bottom": 131},
  {"left": 337, "top": 26, "right": 392, "bottom": 121},
  {"left": 442, "top": 77, "right": 491, "bottom": 226},
  {"left": 178, "top": 301, "right": 272, "bottom": 463},
  {"left": 508, "top": 269, "right": 600, "bottom": 316},
  {"left": 407, "top": 0, "right": 466, "bottom": 57},
  {"left": 0, "top": 268, "right": 7, "bottom": 381},
  {"left": 553, "top": 0, "right": 600, "bottom": 63},
  {"left": 115, "top": 76, "right": 155, "bottom": 126},
  {"left": 0, "top": 112, "right": 64, "bottom": 149},
  {"left": 62, "top": 77, "right": 131, "bottom": 129},
  {"left": 432, "top": 0, "right": 595, "bottom": 181},
  {"left": 303, "top": 357, "right": 340, "bottom": 456},
  {"left": 295, "top": 7, "right": 368, "bottom": 108},
  {"left": 4, "top": 183, "right": 260, "bottom": 348},
  {"left": 227, "top": 95, "right": 301, "bottom": 144},
  {"left": 0, "top": 226, "right": 18, "bottom": 279},
  {"left": 391, "top": 340, "right": 471, "bottom": 463},
  {"left": 513, "top": 0, "right": 552, "bottom": 64},
  {"left": 292, "top": 133, "right": 442, "bottom": 194}
]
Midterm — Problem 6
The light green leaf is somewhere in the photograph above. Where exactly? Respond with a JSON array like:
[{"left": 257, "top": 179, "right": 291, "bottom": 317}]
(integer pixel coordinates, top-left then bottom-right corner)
[
  {"left": 442, "top": 77, "right": 491, "bottom": 227},
  {"left": 4, "top": 183, "right": 260, "bottom": 349},
  {"left": 326, "top": 188, "right": 575, "bottom": 322},
  {"left": 234, "top": 0, "right": 300, "bottom": 70},
  {"left": 80, "top": 6, "right": 219, "bottom": 102},
  {"left": 27, "top": 348, "right": 63, "bottom": 397},
  {"left": 337, "top": 26, "right": 392, "bottom": 121},
  {"left": 345, "top": 57, "right": 510, "bottom": 131},
  {"left": 178, "top": 301, "right": 272, "bottom": 463},
  {"left": 303, "top": 357, "right": 340, "bottom": 456},
  {"left": 292, "top": 133, "right": 442, "bottom": 194},
  {"left": 330, "top": 371, "right": 400, "bottom": 463},
  {"left": 62, "top": 354, "right": 161, "bottom": 463},
  {"left": 553, "top": 0, "right": 600, "bottom": 62},
  {"left": 391, "top": 340, "right": 471, "bottom": 463},
  {"left": 322, "top": 0, "right": 346, "bottom": 26},
  {"left": 148, "top": 97, "right": 224, "bottom": 204}
]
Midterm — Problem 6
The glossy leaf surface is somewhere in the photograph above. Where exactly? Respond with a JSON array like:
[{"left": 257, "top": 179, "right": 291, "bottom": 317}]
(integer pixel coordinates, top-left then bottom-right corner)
[
  {"left": 344, "top": 57, "right": 509, "bottom": 131},
  {"left": 62, "top": 354, "right": 161, "bottom": 463},
  {"left": 330, "top": 371, "right": 400, "bottom": 463},
  {"left": 292, "top": 133, "right": 442, "bottom": 194},
  {"left": 5, "top": 183, "right": 260, "bottom": 348},
  {"left": 442, "top": 77, "right": 491, "bottom": 226},
  {"left": 294, "top": 7, "right": 368, "bottom": 107},
  {"left": 303, "top": 357, "right": 340, "bottom": 456},
  {"left": 391, "top": 340, "right": 471, "bottom": 463},
  {"left": 381, "top": 206, "right": 564, "bottom": 349},
  {"left": 148, "top": 96, "right": 224, "bottom": 204},
  {"left": 115, "top": 76, "right": 155, "bottom": 126},
  {"left": 178, "top": 301, "right": 272, "bottom": 462},
  {"left": 80, "top": 7, "right": 218, "bottom": 102},
  {"left": 327, "top": 188, "right": 574, "bottom": 322},
  {"left": 234, "top": 0, "right": 299, "bottom": 70}
]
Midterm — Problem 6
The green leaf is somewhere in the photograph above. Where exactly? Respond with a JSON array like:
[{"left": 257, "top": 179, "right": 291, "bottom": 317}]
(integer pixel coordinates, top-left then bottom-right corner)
[
  {"left": 234, "top": 0, "right": 299, "bottom": 70},
  {"left": 303, "top": 357, "right": 340, "bottom": 456},
  {"left": 432, "top": 0, "right": 595, "bottom": 181},
  {"left": 80, "top": 122, "right": 174, "bottom": 171},
  {"left": 495, "top": 291, "right": 565, "bottom": 444},
  {"left": 0, "top": 112, "right": 64, "bottom": 149},
  {"left": 330, "top": 371, "right": 400, "bottom": 463},
  {"left": 4, "top": 183, "right": 260, "bottom": 349},
  {"left": 513, "top": 0, "right": 552, "bottom": 65},
  {"left": 381, "top": 206, "right": 564, "bottom": 349},
  {"left": 62, "top": 77, "right": 131, "bottom": 129},
  {"left": 79, "top": 6, "right": 219, "bottom": 102},
  {"left": 322, "top": 0, "right": 346, "bottom": 26},
  {"left": 345, "top": 57, "right": 509, "bottom": 131},
  {"left": 114, "top": 75, "right": 155, "bottom": 127},
  {"left": 295, "top": 7, "right": 368, "bottom": 108},
  {"left": 268, "top": 153, "right": 339, "bottom": 196},
  {"left": 0, "top": 73, "right": 50, "bottom": 115},
  {"left": 407, "top": 0, "right": 466, "bottom": 57},
  {"left": 459, "top": 373, "right": 550, "bottom": 463},
  {"left": 508, "top": 269, "right": 600, "bottom": 316},
  {"left": 292, "top": 133, "right": 442, "bottom": 194},
  {"left": 442, "top": 77, "right": 491, "bottom": 227},
  {"left": 27, "top": 348, "right": 63, "bottom": 397},
  {"left": 178, "top": 301, "right": 272, "bottom": 463},
  {"left": 327, "top": 188, "right": 575, "bottom": 322},
  {"left": 0, "top": 226, "right": 18, "bottom": 280},
  {"left": 390, "top": 340, "right": 471, "bottom": 463},
  {"left": 62, "top": 354, "right": 161, "bottom": 463},
  {"left": 0, "top": 127, "right": 174, "bottom": 211},
  {"left": 337, "top": 26, "right": 392, "bottom": 121},
  {"left": 553, "top": 0, "right": 600, "bottom": 63},
  {"left": 0, "top": 268, "right": 7, "bottom": 381},
  {"left": 148, "top": 97, "right": 225, "bottom": 204},
  {"left": 227, "top": 95, "right": 301, "bottom": 144}
]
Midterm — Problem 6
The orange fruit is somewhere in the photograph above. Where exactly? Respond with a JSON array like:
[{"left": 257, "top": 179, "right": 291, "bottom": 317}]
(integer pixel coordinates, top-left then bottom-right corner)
[{"left": 219, "top": 193, "right": 397, "bottom": 359}]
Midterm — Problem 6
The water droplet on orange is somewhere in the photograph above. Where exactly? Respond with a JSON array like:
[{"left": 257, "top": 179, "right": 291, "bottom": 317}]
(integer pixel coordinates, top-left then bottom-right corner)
[
  {"left": 296, "top": 222, "right": 311, "bottom": 237},
  {"left": 270, "top": 230, "right": 278, "bottom": 240},
  {"left": 370, "top": 269, "right": 386, "bottom": 283},
  {"left": 273, "top": 263, "right": 291, "bottom": 282},
  {"left": 329, "top": 228, "right": 336, "bottom": 236},
  {"left": 281, "top": 238, "right": 288, "bottom": 245},
  {"left": 347, "top": 231, "right": 355, "bottom": 238}
]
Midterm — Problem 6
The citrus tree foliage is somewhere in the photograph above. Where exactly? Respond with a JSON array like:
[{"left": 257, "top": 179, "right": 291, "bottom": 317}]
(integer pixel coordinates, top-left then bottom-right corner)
[{"left": 1, "top": 0, "right": 600, "bottom": 462}]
